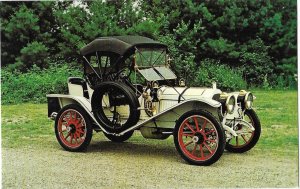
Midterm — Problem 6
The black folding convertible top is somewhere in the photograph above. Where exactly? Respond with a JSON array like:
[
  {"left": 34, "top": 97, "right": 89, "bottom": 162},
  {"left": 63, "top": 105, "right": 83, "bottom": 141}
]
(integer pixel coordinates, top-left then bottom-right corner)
[{"left": 80, "top": 36, "right": 167, "bottom": 56}]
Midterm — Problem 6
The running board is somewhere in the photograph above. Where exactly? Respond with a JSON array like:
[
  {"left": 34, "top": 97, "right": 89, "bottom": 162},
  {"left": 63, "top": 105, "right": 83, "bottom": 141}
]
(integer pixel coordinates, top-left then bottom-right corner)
[{"left": 115, "top": 98, "right": 220, "bottom": 136}]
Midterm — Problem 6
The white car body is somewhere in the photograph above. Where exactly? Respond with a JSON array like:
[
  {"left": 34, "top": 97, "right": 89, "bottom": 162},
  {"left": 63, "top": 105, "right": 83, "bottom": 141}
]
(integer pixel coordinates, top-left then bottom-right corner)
[{"left": 47, "top": 78, "right": 253, "bottom": 140}]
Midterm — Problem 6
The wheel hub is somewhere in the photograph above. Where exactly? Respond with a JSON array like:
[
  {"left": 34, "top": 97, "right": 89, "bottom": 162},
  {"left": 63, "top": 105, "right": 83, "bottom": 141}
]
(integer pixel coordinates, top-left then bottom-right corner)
[
  {"left": 234, "top": 124, "right": 243, "bottom": 131},
  {"left": 68, "top": 124, "right": 76, "bottom": 133},
  {"left": 193, "top": 132, "right": 205, "bottom": 144},
  {"left": 192, "top": 136, "right": 199, "bottom": 143}
]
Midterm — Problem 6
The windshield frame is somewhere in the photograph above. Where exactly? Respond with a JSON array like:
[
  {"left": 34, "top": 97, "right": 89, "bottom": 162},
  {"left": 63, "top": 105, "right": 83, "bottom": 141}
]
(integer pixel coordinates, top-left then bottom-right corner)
[{"left": 134, "top": 47, "right": 167, "bottom": 68}]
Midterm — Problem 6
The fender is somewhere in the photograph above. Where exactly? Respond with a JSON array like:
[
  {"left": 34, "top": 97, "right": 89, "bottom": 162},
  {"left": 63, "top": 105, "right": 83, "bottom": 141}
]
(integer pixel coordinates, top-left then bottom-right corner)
[
  {"left": 118, "top": 98, "right": 221, "bottom": 135},
  {"left": 46, "top": 94, "right": 112, "bottom": 134},
  {"left": 47, "top": 94, "right": 222, "bottom": 136}
]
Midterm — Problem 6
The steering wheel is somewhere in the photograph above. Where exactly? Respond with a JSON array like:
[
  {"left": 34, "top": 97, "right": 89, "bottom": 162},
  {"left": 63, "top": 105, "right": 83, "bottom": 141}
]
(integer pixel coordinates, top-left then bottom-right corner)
[{"left": 113, "top": 67, "right": 132, "bottom": 81}]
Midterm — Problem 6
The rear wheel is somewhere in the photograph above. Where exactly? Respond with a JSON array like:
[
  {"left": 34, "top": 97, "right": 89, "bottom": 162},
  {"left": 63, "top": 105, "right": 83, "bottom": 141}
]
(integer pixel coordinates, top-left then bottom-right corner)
[
  {"left": 55, "top": 104, "right": 93, "bottom": 152},
  {"left": 104, "top": 130, "right": 134, "bottom": 142},
  {"left": 174, "top": 110, "right": 225, "bottom": 166},
  {"left": 225, "top": 109, "right": 261, "bottom": 153}
]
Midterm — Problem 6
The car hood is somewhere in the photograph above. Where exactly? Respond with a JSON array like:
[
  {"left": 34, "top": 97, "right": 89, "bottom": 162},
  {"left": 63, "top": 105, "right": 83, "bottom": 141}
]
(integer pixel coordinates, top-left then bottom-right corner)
[{"left": 159, "top": 86, "right": 222, "bottom": 101}]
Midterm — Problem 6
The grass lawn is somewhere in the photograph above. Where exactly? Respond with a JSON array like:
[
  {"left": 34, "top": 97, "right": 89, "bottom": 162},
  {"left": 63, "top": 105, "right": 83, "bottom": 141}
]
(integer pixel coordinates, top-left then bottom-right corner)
[
  {"left": 1, "top": 90, "right": 298, "bottom": 156},
  {"left": 253, "top": 90, "right": 298, "bottom": 155}
]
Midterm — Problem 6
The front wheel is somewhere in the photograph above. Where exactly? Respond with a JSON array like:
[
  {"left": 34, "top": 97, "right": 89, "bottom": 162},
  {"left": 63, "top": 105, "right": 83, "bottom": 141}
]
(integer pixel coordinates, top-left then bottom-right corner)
[
  {"left": 225, "top": 109, "right": 261, "bottom": 153},
  {"left": 174, "top": 110, "right": 225, "bottom": 166},
  {"left": 55, "top": 104, "right": 93, "bottom": 152}
]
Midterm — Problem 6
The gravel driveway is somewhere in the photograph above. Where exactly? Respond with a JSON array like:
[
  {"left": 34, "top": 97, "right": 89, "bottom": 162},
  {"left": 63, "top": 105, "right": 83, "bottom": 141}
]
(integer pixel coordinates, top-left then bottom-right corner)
[{"left": 2, "top": 133, "right": 298, "bottom": 188}]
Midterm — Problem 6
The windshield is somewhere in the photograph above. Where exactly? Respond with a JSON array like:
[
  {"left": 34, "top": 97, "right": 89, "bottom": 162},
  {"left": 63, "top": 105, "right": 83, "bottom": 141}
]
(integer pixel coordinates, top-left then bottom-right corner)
[
  {"left": 135, "top": 48, "right": 166, "bottom": 67},
  {"left": 138, "top": 67, "right": 177, "bottom": 81},
  {"left": 132, "top": 47, "right": 177, "bottom": 81}
]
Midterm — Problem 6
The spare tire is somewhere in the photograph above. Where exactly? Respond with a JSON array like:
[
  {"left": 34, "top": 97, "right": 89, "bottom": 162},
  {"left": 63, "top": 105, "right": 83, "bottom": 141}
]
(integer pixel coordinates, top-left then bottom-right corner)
[{"left": 91, "top": 81, "right": 140, "bottom": 133}]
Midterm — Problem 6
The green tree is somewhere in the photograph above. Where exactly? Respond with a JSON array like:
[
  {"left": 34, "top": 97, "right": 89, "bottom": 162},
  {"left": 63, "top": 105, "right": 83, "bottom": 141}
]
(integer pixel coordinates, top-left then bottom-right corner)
[
  {"left": 1, "top": 0, "right": 296, "bottom": 88},
  {"left": 1, "top": 1, "right": 66, "bottom": 69},
  {"left": 141, "top": 0, "right": 296, "bottom": 87},
  {"left": 55, "top": 0, "right": 161, "bottom": 62}
]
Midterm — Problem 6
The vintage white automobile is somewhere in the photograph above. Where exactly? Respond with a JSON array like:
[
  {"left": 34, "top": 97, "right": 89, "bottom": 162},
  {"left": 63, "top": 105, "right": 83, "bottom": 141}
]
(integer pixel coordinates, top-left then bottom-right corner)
[{"left": 47, "top": 36, "right": 261, "bottom": 166}]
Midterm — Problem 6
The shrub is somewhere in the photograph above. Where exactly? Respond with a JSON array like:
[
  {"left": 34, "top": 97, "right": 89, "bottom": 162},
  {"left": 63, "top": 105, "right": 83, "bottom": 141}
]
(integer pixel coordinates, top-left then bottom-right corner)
[
  {"left": 270, "top": 74, "right": 297, "bottom": 89},
  {"left": 239, "top": 38, "right": 273, "bottom": 86},
  {"left": 1, "top": 64, "right": 81, "bottom": 104},
  {"left": 194, "top": 59, "right": 247, "bottom": 91}
]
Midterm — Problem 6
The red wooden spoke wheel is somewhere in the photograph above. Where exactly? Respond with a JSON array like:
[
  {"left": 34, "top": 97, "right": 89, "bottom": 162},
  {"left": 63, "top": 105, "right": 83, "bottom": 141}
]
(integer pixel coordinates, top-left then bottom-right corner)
[
  {"left": 229, "top": 114, "right": 254, "bottom": 148},
  {"left": 174, "top": 110, "right": 225, "bottom": 166},
  {"left": 225, "top": 109, "right": 261, "bottom": 153},
  {"left": 55, "top": 104, "right": 93, "bottom": 152},
  {"left": 58, "top": 109, "right": 86, "bottom": 147}
]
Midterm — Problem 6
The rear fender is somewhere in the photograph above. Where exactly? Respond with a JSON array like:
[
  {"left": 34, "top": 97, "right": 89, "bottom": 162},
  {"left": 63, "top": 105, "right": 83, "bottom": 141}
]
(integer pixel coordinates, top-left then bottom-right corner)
[{"left": 46, "top": 94, "right": 104, "bottom": 132}]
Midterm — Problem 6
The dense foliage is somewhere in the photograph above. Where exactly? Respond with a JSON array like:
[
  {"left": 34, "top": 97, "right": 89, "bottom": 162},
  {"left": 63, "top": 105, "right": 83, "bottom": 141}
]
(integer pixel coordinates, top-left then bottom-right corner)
[
  {"left": 195, "top": 59, "right": 246, "bottom": 90},
  {"left": 0, "top": 0, "right": 297, "bottom": 103},
  {"left": 1, "top": 64, "right": 81, "bottom": 104}
]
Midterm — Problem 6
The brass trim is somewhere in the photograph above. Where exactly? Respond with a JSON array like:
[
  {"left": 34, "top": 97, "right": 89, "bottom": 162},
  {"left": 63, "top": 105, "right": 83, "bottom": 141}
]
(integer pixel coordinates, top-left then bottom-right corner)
[
  {"left": 220, "top": 92, "right": 229, "bottom": 99},
  {"left": 239, "top": 90, "right": 247, "bottom": 96}
]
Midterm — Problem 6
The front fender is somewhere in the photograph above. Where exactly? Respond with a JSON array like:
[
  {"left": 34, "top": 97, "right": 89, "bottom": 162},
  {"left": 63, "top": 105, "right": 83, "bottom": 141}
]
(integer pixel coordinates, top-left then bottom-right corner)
[{"left": 118, "top": 98, "right": 221, "bottom": 135}]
